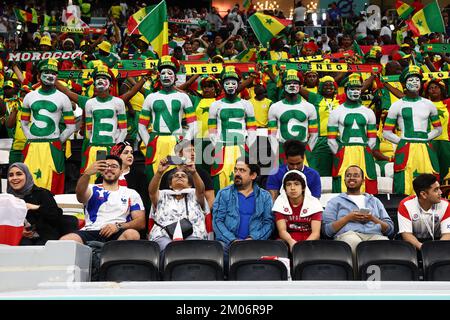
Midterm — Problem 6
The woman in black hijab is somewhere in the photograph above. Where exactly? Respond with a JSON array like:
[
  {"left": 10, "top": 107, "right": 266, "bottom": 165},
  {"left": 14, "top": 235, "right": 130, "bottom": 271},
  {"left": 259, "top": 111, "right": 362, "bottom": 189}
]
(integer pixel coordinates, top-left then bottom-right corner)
[{"left": 7, "top": 163, "right": 63, "bottom": 245}]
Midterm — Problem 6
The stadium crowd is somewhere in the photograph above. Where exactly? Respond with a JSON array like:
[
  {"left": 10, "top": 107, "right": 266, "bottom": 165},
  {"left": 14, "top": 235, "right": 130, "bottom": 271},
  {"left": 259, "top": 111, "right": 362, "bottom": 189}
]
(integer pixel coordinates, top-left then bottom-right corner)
[{"left": 1, "top": 0, "right": 450, "bottom": 271}]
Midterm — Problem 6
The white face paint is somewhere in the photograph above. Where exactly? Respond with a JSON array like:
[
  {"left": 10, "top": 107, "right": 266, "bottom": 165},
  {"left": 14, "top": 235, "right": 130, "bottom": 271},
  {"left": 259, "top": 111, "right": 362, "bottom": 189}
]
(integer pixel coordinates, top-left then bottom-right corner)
[
  {"left": 94, "top": 76, "right": 111, "bottom": 92},
  {"left": 405, "top": 76, "right": 421, "bottom": 92},
  {"left": 160, "top": 68, "right": 176, "bottom": 87},
  {"left": 346, "top": 87, "right": 362, "bottom": 101},
  {"left": 285, "top": 81, "right": 300, "bottom": 94},
  {"left": 223, "top": 79, "right": 238, "bottom": 95},
  {"left": 40, "top": 72, "right": 57, "bottom": 86}
]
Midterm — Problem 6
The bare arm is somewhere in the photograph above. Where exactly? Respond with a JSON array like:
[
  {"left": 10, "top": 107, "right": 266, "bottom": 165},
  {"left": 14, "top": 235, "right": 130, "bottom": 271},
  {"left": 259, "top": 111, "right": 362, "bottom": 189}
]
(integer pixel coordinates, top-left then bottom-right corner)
[
  {"left": 177, "top": 74, "right": 200, "bottom": 92},
  {"left": 120, "top": 75, "right": 150, "bottom": 103},
  {"left": 401, "top": 232, "right": 423, "bottom": 250},
  {"left": 276, "top": 218, "right": 297, "bottom": 251},
  {"left": 148, "top": 158, "right": 171, "bottom": 207},
  {"left": 75, "top": 161, "right": 107, "bottom": 203},
  {"left": 55, "top": 80, "right": 80, "bottom": 103},
  {"left": 306, "top": 220, "right": 321, "bottom": 240},
  {"left": 384, "top": 82, "right": 405, "bottom": 99}
]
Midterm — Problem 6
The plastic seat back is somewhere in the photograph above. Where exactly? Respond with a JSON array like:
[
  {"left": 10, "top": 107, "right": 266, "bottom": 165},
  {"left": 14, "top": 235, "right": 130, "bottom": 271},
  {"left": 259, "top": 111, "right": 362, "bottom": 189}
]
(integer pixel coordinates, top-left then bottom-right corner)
[{"left": 421, "top": 241, "right": 450, "bottom": 281}]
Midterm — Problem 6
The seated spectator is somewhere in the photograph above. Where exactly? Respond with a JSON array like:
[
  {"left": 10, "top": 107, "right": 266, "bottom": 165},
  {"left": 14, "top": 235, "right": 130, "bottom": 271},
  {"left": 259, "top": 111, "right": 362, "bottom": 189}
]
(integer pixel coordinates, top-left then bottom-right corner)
[
  {"left": 148, "top": 158, "right": 208, "bottom": 252},
  {"left": 159, "top": 140, "right": 215, "bottom": 210},
  {"left": 273, "top": 170, "right": 322, "bottom": 252},
  {"left": 60, "top": 155, "right": 145, "bottom": 244},
  {"left": 213, "top": 157, "right": 274, "bottom": 259},
  {"left": 322, "top": 165, "right": 394, "bottom": 254},
  {"left": 97, "top": 142, "right": 151, "bottom": 225},
  {"left": 7, "top": 163, "right": 63, "bottom": 245},
  {"left": 398, "top": 174, "right": 450, "bottom": 250},
  {"left": 266, "top": 140, "right": 321, "bottom": 200}
]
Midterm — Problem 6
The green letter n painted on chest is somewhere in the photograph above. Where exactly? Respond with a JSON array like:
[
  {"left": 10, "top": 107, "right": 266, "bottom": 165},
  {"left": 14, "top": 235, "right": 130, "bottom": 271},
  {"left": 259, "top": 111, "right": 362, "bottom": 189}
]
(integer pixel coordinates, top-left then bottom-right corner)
[
  {"left": 342, "top": 113, "right": 367, "bottom": 143},
  {"left": 30, "top": 100, "right": 58, "bottom": 137},
  {"left": 153, "top": 99, "right": 181, "bottom": 133},
  {"left": 279, "top": 110, "right": 307, "bottom": 140},
  {"left": 219, "top": 108, "right": 245, "bottom": 142}
]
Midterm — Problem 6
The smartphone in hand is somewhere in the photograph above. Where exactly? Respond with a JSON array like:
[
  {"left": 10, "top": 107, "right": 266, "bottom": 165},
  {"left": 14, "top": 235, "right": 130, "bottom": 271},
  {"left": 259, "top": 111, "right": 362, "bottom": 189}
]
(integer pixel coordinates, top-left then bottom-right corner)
[
  {"left": 96, "top": 150, "right": 107, "bottom": 161},
  {"left": 359, "top": 208, "right": 371, "bottom": 215},
  {"left": 166, "top": 155, "right": 185, "bottom": 165}
]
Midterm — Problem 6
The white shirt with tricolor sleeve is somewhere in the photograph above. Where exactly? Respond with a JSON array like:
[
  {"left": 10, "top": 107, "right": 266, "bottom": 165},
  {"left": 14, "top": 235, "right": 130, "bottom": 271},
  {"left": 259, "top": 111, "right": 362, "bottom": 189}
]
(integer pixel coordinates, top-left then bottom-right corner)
[{"left": 398, "top": 195, "right": 450, "bottom": 240}]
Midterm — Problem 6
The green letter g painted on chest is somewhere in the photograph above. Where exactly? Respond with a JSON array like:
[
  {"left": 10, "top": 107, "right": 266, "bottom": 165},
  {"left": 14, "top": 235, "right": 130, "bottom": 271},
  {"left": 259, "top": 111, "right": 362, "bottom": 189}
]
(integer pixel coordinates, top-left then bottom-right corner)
[
  {"left": 279, "top": 110, "right": 307, "bottom": 140},
  {"left": 29, "top": 100, "right": 58, "bottom": 137}
]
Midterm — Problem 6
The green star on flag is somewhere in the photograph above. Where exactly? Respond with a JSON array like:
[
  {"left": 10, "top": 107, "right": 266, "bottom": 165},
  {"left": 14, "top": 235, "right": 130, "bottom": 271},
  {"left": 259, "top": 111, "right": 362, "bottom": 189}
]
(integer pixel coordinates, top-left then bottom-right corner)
[
  {"left": 34, "top": 169, "right": 42, "bottom": 179},
  {"left": 201, "top": 107, "right": 210, "bottom": 114},
  {"left": 416, "top": 20, "right": 423, "bottom": 27},
  {"left": 437, "top": 109, "right": 445, "bottom": 118},
  {"left": 247, "top": 12, "right": 291, "bottom": 48},
  {"left": 265, "top": 18, "right": 273, "bottom": 25},
  {"left": 229, "top": 171, "right": 234, "bottom": 182}
]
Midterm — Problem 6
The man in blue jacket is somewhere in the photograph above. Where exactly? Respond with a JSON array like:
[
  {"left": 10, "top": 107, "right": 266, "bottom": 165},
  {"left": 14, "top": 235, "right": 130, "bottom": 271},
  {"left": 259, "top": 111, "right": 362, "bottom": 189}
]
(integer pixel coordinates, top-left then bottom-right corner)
[
  {"left": 323, "top": 165, "right": 394, "bottom": 254},
  {"left": 213, "top": 157, "right": 274, "bottom": 263}
]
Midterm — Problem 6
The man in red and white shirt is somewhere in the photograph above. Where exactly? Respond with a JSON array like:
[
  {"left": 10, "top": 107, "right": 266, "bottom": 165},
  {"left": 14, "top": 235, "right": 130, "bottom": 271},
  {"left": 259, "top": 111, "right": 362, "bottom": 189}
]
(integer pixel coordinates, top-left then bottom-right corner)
[{"left": 398, "top": 174, "right": 450, "bottom": 250}]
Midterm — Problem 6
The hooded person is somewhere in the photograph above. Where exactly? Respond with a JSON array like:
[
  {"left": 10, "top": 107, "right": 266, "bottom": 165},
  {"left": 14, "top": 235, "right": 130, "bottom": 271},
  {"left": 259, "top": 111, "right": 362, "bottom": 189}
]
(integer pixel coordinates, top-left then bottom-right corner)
[
  {"left": 273, "top": 170, "right": 322, "bottom": 250},
  {"left": 208, "top": 65, "right": 257, "bottom": 192},
  {"left": 138, "top": 55, "right": 197, "bottom": 182},
  {"left": 383, "top": 66, "right": 442, "bottom": 195},
  {"left": 327, "top": 73, "right": 378, "bottom": 194},
  {"left": 20, "top": 59, "right": 76, "bottom": 194}
]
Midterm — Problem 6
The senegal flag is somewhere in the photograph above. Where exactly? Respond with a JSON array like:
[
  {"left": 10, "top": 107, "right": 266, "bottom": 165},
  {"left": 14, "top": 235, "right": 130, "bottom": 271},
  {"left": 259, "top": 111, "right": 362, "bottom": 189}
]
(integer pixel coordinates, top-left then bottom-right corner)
[
  {"left": 248, "top": 12, "right": 291, "bottom": 47},
  {"left": 406, "top": 0, "right": 445, "bottom": 36},
  {"left": 127, "top": 1, "right": 168, "bottom": 57},
  {"left": 396, "top": 0, "right": 414, "bottom": 20},
  {"left": 13, "top": 8, "right": 33, "bottom": 23},
  {"left": 243, "top": 0, "right": 252, "bottom": 10}
]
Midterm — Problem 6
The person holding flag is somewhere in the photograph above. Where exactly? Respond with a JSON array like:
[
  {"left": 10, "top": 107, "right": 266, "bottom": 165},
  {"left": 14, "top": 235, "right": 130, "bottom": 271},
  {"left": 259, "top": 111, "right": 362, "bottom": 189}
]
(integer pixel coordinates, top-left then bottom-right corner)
[
  {"left": 138, "top": 55, "right": 196, "bottom": 181},
  {"left": 20, "top": 59, "right": 76, "bottom": 194},
  {"left": 383, "top": 66, "right": 442, "bottom": 195},
  {"left": 327, "top": 74, "right": 378, "bottom": 194}
]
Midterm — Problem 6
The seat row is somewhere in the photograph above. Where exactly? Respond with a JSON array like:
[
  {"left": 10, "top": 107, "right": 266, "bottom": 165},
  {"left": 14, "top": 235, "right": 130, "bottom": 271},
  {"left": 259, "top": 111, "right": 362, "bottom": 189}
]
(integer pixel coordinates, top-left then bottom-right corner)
[{"left": 97, "top": 239, "right": 450, "bottom": 282}]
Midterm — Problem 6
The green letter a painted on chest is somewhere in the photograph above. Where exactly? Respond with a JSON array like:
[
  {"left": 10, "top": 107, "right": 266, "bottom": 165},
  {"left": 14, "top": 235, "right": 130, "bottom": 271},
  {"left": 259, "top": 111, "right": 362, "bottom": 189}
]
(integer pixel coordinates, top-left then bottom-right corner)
[
  {"left": 153, "top": 99, "right": 181, "bottom": 133},
  {"left": 342, "top": 113, "right": 367, "bottom": 143}
]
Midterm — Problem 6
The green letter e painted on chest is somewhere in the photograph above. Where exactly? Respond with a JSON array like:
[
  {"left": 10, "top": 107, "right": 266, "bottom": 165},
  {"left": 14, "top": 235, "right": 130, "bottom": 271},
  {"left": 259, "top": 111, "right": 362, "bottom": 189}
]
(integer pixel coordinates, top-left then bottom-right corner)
[{"left": 153, "top": 99, "right": 181, "bottom": 133}]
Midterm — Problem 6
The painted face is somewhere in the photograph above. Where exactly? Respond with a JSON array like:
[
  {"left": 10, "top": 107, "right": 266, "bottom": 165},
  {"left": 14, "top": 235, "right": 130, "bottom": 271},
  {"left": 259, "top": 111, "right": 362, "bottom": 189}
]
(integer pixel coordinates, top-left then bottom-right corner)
[
  {"left": 40, "top": 71, "right": 57, "bottom": 86},
  {"left": 346, "top": 87, "right": 362, "bottom": 101},
  {"left": 406, "top": 76, "right": 421, "bottom": 92},
  {"left": 223, "top": 79, "right": 238, "bottom": 95},
  {"left": 160, "top": 68, "right": 176, "bottom": 87},
  {"left": 94, "top": 76, "right": 110, "bottom": 92},
  {"left": 285, "top": 81, "right": 300, "bottom": 94}
]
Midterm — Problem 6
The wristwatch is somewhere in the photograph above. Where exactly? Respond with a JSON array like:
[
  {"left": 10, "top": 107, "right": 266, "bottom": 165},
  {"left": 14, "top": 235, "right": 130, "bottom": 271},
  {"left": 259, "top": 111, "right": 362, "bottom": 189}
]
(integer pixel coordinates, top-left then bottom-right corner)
[{"left": 116, "top": 222, "right": 124, "bottom": 230}]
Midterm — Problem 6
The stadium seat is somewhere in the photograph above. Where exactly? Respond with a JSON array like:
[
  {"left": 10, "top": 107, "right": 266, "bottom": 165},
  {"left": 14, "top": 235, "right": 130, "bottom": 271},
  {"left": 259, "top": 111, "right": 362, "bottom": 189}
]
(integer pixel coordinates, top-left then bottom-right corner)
[
  {"left": 98, "top": 240, "right": 160, "bottom": 282},
  {"left": 228, "top": 240, "right": 289, "bottom": 281},
  {"left": 320, "top": 177, "right": 333, "bottom": 193},
  {"left": 421, "top": 241, "right": 450, "bottom": 281},
  {"left": 59, "top": 215, "right": 79, "bottom": 237},
  {"left": 356, "top": 240, "right": 419, "bottom": 281},
  {"left": 292, "top": 240, "right": 354, "bottom": 280},
  {"left": 374, "top": 193, "right": 407, "bottom": 235},
  {"left": 163, "top": 240, "right": 224, "bottom": 281},
  {"left": 320, "top": 193, "right": 339, "bottom": 209}
]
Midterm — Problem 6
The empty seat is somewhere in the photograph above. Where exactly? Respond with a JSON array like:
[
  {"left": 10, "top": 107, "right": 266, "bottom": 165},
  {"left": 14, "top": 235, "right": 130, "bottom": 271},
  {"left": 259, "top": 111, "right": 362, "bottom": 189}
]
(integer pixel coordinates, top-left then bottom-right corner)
[
  {"left": 98, "top": 240, "right": 160, "bottom": 282},
  {"left": 421, "top": 241, "right": 450, "bottom": 281},
  {"left": 356, "top": 240, "right": 419, "bottom": 281},
  {"left": 374, "top": 193, "right": 407, "bottom": 235},
  {"left": 292, "top": 240, "right": 354, "bottom": 280},
  {"left": 163, "top": 240, "right": 224, "bottom": 281},
  {"left": 228, "top": 240, "right": 289, "bottom": 281}
]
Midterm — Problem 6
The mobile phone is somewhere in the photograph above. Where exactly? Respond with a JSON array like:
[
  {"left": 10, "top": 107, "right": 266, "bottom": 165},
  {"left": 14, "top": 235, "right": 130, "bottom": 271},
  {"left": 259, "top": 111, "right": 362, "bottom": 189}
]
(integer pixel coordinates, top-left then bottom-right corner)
[
  {"left": 96, "top": 150, "right": 107, "bottom": 161},
  {"left": 167, "top": 155, "right": 185, "bottom": 165},
  {"left": 359, "top": 208, "right": 371, "bottom": 215}
]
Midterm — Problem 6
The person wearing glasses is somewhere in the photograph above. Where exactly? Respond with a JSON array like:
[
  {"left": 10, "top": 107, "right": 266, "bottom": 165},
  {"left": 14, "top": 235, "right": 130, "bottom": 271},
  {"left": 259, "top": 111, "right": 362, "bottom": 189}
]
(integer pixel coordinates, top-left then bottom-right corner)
[
  {"left": 322, "top": 165, "right": 394, "bottom": 255},
  {"left": 60, "top": 155, "right": 146, "bottom": 244}
]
